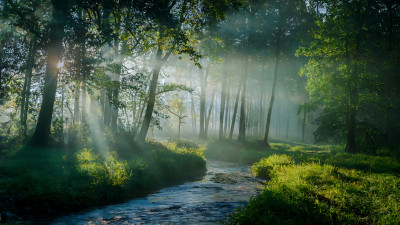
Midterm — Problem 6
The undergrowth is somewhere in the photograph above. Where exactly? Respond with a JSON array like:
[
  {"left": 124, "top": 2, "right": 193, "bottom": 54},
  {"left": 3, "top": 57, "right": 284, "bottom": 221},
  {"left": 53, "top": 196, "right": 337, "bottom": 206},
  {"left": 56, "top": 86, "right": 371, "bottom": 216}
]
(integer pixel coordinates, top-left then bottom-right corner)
[
  {"left": 0, "top": 140, "right": 206, "bottom": 216},
  {"left": 227, "top": 154, "right": 400, "bottom": 224}
]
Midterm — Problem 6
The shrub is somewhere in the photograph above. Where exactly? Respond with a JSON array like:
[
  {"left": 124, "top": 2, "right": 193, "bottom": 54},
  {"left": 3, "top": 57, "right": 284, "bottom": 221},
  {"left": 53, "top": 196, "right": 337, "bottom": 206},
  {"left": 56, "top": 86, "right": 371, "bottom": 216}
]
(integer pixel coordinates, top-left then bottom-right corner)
[{"left": 251, "top": 154, "right": 294, "bottom": 179}]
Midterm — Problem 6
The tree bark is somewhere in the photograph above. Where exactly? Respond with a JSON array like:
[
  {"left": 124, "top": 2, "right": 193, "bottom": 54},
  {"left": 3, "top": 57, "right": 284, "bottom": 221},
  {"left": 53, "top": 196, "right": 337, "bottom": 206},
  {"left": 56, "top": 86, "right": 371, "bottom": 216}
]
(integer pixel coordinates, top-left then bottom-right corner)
[
  {"left": 191, "top": 94, "right": 197, "bottom": 137},
  {"left": 302, "top": 107, "right": 306, "bottom": 142},
  {"left": 219, "top": 57, "right": 229, "bottom": 141},
  {"left": 137, "top": 45, "right": 171, "bottom": 142},
  {"left": 199, "top": 63, "right": 209, "bottom": 139},
  {"left": 81, "top": 81, "right": 87, "bottom": 124},
  {"left": 103, "top": 91, "right": 111, "bottom": 127},
  {"left": 238, "top": 56, "right": 249, "bottom": 142},
  {"left": 224, "top": 75, "right": 231, "bottom": 137},
  {"left": 344, "top": 31, "right": 358, "bottom": 153},
  {"left": 73, "top": 80, "right": 81, "bottom": 124},
  {"left": 20, "top": 38, "right": 36, "bottom": 140},
  {"left": 263, "top": 44, "right": 280, "bottom": 146},
  {"left": 229, "top": 78, "right": 243, "bottom": 139},
  {"left": 30, "top": 2, "right": 65, "bottom": 146},
  {"left": 205, "top": 91, "right": 215, "bottom": 138}
]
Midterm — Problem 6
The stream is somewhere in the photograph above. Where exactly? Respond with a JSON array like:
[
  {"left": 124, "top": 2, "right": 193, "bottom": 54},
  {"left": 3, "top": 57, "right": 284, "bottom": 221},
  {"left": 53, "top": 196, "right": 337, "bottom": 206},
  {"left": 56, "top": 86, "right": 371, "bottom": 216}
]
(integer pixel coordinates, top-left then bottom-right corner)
[{"left": 50, "top": 160, "right": 263, "bottom": 225}]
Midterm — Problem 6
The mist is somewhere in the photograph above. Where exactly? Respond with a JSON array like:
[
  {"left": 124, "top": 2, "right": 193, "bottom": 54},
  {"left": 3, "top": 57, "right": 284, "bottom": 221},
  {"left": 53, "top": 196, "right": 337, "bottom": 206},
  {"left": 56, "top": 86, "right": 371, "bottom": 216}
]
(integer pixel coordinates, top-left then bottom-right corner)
[{"left": 1, "top": 0, "right": 400, "bottom": 224}]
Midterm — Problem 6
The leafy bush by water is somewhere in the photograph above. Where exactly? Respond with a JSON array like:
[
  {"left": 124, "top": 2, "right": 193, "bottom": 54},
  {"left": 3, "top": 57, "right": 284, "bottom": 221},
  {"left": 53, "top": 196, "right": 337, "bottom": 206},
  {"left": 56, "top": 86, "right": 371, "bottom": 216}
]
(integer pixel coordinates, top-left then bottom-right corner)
[{"left": 251, "top": 154, "right": 293, "bottom": 179}]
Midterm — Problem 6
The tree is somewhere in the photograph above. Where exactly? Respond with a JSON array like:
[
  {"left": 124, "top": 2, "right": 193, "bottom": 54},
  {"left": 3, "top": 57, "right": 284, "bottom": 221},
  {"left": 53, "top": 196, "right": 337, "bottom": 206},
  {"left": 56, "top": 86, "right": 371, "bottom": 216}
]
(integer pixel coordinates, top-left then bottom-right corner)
[{"left": 136, "top": 0, "right": 235, "bottom": 142}]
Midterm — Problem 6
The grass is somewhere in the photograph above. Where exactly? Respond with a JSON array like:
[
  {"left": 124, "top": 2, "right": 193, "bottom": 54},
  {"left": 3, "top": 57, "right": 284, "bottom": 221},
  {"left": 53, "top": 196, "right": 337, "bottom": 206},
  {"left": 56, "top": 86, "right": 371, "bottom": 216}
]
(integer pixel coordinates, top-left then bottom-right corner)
[
  {"left": 204, "top": 139, "right": 400, "bottom": 175},
  {"left": 227, "top": 154, "right": 400, "bottom": 224},
  {"left": 205, "top": 140, "right": 400, "bottom": 224},
  {"left": 0, "top": 140, "right": 206, "bottom": 216}
]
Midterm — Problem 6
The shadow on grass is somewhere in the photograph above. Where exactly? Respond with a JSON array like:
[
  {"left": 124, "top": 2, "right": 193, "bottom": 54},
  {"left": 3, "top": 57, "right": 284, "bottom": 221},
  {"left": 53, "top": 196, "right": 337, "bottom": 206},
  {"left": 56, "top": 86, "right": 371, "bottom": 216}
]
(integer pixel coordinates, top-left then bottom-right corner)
[{"left": 0, "top": 138, "right": 206, "bottom": 219}]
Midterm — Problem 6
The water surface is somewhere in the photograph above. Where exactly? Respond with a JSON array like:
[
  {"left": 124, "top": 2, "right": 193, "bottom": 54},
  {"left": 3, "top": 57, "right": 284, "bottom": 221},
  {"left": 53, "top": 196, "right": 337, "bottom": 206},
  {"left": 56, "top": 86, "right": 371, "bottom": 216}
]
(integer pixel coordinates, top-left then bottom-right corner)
[{"left": 51, "top": 160, "right": 262, "bottom": 225}]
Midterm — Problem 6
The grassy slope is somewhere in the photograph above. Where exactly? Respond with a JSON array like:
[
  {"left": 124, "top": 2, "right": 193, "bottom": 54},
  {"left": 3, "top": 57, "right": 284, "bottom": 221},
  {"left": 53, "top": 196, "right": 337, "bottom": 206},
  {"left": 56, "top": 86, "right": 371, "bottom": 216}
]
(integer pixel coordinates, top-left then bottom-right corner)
[
  {"left": 203, "top": 139, "right": 400, "bottom": 224},
  {"left": 0, "top": 140, "right": 206, "bottom": 216}
]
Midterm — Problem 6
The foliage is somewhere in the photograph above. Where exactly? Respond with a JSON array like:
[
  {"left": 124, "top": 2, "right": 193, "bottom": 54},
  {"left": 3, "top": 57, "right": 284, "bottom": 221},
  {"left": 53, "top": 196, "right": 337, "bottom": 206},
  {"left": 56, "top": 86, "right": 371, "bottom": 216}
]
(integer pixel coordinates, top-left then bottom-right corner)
[
  {"left": 205, "top": 140, "right": 400, "bottom": 175},
  {"left": 1, "top": 139, "right": 206, "bottom": 215},
  {"left": 251, "top": 154, "right": 293, "bottom": 179},
  {"left": 228, "top": 157, "right": 400, "bottom": 224}
]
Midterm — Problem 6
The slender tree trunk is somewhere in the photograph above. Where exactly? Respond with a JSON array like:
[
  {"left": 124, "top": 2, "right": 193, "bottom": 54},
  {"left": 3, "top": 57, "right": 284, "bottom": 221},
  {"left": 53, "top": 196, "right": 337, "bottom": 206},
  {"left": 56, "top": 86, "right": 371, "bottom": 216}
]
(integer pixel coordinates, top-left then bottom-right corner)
[
  {"left": 30, "top": 4, "right": 65, "bottom": 146},
  {"left": 258, "top": 88, "right": 264, "bottom": 137},
  {"left": 100, "top": 89, "right": 105, "bottom": 116},
  {"left": 73, "top": 80, "right": 81, "bottom": 124},
  {"left": 263, "top": 44, "right": 280, "bottom": 146},
  {"left": 191, "top": 94, "right": 197, "bottom": 137},
  {"left": 81, "top": 81, "right": 87, "bottom": 123},
  {"left": 111, "top": 41, "right": 126, "bottom": 131},
  {"left": 238, "top": 56, "right": 249, "bottom": 142},
  {"left": 133, "top": 100, "right": 144, "bottom": 134},
  {"left": 344, "top": 33, "right": 358, "bottom": 153},
  {"left": 178, "top": 117, "right": 181, "bottom": 140},
  {"left": 229, "top": 78, "right": 243, "bottom": 140},
  {"left": 219, "top": 57, "right": 229, "bottom": 141},
  {"left": 205, "top": 91, "right": 215, "bottom": 138},
  {"left": 224, "top": 75, "right": 231, "bottom": 138},
  {"left": 302, "top": 108, "right": 306, "bottom": 142},
  {"left": 61, "top": 80, "right": 65, "bottom": 143},
  {"left": 20, "top": 38, "right": 35, "bottom": 140},
  {"left": 103, "top": 92, "right": 111, "bottom": 127},
  {"left": 137, "top": 46, "right": 169, "bottom": 142},
  {"left": 199, "top": 63, "right": 209, "bottom": 139},
  {"left": 346, "top": 83, "right": 357, "bottom": 153}
]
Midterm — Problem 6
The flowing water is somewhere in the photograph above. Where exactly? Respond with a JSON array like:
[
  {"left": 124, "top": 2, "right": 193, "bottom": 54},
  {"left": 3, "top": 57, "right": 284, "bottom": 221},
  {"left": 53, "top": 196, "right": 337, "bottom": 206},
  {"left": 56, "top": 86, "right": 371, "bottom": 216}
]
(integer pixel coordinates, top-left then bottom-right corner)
[{"left": 50, "top": 160, "right": 263, "bottom": 225}]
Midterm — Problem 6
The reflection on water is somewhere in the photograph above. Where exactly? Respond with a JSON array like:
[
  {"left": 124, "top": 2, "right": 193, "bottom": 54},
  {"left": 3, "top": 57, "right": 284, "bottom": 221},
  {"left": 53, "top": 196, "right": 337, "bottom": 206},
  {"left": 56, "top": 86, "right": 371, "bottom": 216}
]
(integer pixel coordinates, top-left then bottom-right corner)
[{"left": 51, "top": 160, "right": 263, "bottom": 225}]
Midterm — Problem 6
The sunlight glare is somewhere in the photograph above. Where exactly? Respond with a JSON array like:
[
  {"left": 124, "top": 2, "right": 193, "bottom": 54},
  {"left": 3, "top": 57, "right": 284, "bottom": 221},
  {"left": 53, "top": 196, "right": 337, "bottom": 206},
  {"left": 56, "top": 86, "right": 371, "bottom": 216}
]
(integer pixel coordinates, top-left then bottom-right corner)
[{"left": 57, "top": 61, "right": 64, "bottom": 69}]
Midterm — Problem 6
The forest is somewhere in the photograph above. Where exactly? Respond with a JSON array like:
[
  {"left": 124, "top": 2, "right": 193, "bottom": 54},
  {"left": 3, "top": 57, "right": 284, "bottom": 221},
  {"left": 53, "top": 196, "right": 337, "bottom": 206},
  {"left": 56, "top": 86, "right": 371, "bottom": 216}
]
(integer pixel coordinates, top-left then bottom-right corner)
[{"left": 0, "top": 0, "right": 400, "bottom": 224}]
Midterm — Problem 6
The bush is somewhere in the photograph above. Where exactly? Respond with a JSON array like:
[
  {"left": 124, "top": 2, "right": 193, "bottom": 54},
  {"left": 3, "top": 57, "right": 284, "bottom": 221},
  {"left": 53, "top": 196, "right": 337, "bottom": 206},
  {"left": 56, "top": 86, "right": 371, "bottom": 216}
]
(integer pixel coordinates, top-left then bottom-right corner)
[
  {"left": 251, "top": 154, "right": 294, "bottom": 179},
  {"left": 2, "top": 140, "right": 206, "bottom": 216}
]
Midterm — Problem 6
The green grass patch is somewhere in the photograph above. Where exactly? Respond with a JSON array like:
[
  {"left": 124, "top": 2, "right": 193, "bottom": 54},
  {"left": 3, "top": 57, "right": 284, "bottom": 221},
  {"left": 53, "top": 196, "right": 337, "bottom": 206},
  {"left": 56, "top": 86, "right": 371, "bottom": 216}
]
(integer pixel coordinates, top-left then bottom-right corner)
[
  {"left": 228, "top": 154, "right": 400, "bottom": 224},
  {"left": 204, "top": 140, "right": 400, "bottom": 174},
  {"left": 0, "top": 140, "right": 206, "bottom": 216}
]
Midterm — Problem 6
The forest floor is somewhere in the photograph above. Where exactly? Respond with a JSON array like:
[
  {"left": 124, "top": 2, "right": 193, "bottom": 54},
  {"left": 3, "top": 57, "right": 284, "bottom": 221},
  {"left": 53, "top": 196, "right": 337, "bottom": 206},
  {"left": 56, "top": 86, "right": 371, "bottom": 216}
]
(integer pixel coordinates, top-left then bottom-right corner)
[
  {"left": 203, "top": 139, "right": 400, "bottom": 224},
  {"left": 0, "top": 139, "right": 206, "bottom": 223}
]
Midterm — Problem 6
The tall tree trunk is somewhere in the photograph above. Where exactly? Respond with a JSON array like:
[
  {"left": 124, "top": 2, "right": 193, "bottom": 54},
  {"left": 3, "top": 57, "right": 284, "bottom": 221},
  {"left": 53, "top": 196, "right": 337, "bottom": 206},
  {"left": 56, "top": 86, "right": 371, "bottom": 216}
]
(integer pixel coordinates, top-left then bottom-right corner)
[
  {"left": 263, "top": 44, "right": 280, "bottom": 146},
  {"left": 258, "top": 87, "right": 265, "bottom": 137},
  {"left": 73, "top": 80, "right": 81, "bottom": 124},
  {"left": 191, "top": 94, "right": 197, "bottom": 137},
  {"left": 103, "top": 91, "right": 111, "bottom": 127},
  {"left": 30, "top": 3, "right": 65, "bottom": 146},
  {"left": 219, "top": 57, "right": 229, "bottom": 141},
  {"left": 302, "top": 108, "right": 306, "bottom": 142},
  {"left": 344, "top": 32, "right": 358, "bottom": 153},
  {"left": 205, "top": 91, "right": 215, "bottom": 138},
  {"left": 199, "top": 63, "right": 209, "bottom": 139},
  {"left": 81, "top": 81, "right": 87, "bottom": 124},
  {"left": 20, "top": 37, "right": 36, "bottom": 140},
  {"left": 238, "top": 56, "right": 249, "bottom": 142},
  {"left": 111, "top": 77, "right": 120, "bottom": 131},
  {"left": 178, "top": 117, "right": 182, "bottom": 140},
  {"left": 111, "top": 41, "right": 126, "bottom": 131},
  {"left": 224, "top": 75, "right": 231, "bottom": 138},
  {"left": 137, "top": 46, "right": 170, "bottom": 142},
  {"left": 60, "top": 79, "right": 65, "bottom": 143},
  {"left": 346, "top": 84, "right": 357, "bottom": 153},
  {"left": 229, "top": 78, "right": 243, "bottom": 140}
]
